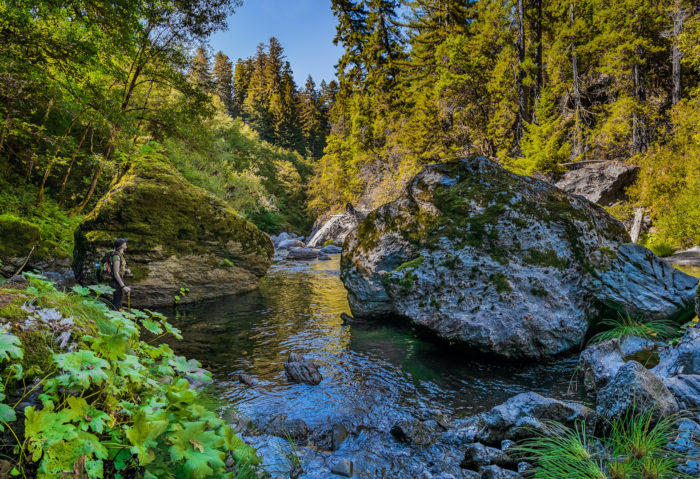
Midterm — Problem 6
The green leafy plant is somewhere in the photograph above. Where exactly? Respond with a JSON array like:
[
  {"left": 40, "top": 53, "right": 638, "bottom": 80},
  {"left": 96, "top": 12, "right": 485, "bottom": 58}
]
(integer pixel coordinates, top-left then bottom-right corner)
[
  {"left": 218, "top": 258, "right": 235, "bottom": 268},
  {"left": 0, "top": 275, "right": 260, "bottom": 478},
  {"left": 589, "top": 313, "right": 677, "bottom": 344},
  {"left": 174, "top": 286, "right": 190, "bottom": 305},
  {"left": 515, "top": 410, "right": 688, "bottom": 479}
]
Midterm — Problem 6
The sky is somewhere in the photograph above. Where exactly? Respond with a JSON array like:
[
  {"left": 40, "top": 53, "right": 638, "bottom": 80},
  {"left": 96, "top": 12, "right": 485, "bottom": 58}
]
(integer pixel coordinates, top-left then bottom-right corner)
[{"left": 209, "top": 0, "right": 342, "bottom": 86}]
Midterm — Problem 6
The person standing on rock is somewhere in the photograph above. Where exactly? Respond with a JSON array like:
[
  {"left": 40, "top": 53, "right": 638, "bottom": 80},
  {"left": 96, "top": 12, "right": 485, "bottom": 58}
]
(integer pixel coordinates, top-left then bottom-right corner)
[{"left": 109, "top": 238, "right": 131, "bottom": 310}]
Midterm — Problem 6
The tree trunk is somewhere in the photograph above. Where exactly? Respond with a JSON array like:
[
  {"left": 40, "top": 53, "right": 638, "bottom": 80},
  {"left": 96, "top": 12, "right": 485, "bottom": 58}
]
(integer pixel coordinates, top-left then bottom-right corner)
[
  {"left": 570, "top": 3, "right": 584, "bottom": 159},
  {"left": 58, "top": 123, "right": 91, "bottom": 206},
  {"left": 533, "top": 0, "right": 543, "bottom": 122},
  {"left": 630, "top": 207, "right": 644, "bottom": 244},
  {"left": 632, "top": 47, "right": 647, "bottom": 154},
  {"left": 26, "top": 98, "right": 54, "bottom": 181},
  {"left": 37, "top": 112, "right": 84, "bottom": 204},
  {"left": 76, "top": 143, "right": 111, "bottom": 213},
  {"left": 671, "top": 1, "right": 687, "bottom": 106},
  {"left": 515, "top": 0, "right": 527, "bottom": 150}
]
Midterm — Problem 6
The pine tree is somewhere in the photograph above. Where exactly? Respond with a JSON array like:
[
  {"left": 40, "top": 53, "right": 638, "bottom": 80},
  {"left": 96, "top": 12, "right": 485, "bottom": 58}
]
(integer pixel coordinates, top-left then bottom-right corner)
[
  {"left": 233, "top": 58, "right": 253, "bottom": 118},
  {"left": 243, "top": 43, "right": 273, "bottom": 140},
  {"left": 212, "top": 51, "right": 233, "bottom": 114},
  {"left": 189, "top": 46, "right": 212, "bottom": 92}
]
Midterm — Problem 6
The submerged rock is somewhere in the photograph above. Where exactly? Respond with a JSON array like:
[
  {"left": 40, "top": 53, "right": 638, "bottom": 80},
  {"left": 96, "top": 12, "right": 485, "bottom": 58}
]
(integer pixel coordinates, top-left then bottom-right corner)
[
  {"left": 73, "top": 152, "right": 273, "bottom": 307},
  {"left": 284, "top": 352, "right": 322, "bottom": 385},
  {"left": 554, "top": 161, "right": 638, "bottom": 206},
  {"left": 286, "top": 247, "right": 320, "bottom": 260},
  {"left": 341, "top": 156, "right": 697, "bottom": 358}
]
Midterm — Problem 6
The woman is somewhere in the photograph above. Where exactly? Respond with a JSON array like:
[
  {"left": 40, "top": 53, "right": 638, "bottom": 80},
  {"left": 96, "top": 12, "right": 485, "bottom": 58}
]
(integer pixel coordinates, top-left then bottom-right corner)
[{"left": 109, "top": 238, "right": 131, "bottom": 310}]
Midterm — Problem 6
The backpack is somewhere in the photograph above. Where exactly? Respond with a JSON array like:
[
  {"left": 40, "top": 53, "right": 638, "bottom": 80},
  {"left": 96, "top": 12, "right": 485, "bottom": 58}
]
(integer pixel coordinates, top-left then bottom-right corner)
[{"left": 96, "top": 250, "right": 116, "bottom": 283}]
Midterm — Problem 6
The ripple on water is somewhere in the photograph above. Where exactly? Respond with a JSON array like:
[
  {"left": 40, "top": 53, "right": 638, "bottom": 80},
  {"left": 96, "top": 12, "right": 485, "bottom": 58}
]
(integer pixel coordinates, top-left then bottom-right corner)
[{"left": 163, "top": 255, "right": 580, "bottom": 428}]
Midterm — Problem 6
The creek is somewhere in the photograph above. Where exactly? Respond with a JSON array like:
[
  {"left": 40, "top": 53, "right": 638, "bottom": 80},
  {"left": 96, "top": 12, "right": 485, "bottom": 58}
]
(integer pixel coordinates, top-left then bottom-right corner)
[{"left": 164, "top": 255, "right": 580, "bottom": 477}]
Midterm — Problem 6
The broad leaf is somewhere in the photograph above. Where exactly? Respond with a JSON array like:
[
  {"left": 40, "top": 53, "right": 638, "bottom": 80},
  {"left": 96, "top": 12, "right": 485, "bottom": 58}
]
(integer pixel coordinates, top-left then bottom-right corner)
[
  {"left": 168, "top": 421, "right": 226, "bottom": 478},
  {"left": 0, "top": 332, "right": 23, "bottom": 362}
]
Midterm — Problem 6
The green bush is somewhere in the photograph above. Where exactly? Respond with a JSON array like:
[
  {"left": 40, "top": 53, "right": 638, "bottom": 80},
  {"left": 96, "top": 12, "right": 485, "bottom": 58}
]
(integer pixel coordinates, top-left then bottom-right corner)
[{"left": 0, "top": 274, "right": 259, "bottom": 478}]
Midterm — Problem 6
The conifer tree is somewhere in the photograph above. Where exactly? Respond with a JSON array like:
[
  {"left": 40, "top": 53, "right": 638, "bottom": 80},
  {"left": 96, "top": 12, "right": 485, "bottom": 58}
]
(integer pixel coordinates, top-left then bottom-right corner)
[
  {"left": 189, "top": 46, "right": 212, "bottom": 92},
  {"left": 212, "top": 51, "right": 234, "bottom": 114},
  {"left": 233, "top": 58, "right": 253, "bottom": 118}
]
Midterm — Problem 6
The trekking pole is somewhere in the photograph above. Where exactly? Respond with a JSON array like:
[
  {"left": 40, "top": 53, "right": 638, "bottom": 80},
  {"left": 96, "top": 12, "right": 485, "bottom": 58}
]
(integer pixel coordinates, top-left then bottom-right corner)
[{"left": 127, "top": 291, "right": 131, "bottom": 314}]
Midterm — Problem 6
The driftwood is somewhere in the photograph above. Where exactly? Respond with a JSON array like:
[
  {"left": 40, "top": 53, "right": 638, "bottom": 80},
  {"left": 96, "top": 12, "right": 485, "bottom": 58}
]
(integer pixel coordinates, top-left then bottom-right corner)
[{"left": 13, "top": 246, "right": 36, "bottom": 277}]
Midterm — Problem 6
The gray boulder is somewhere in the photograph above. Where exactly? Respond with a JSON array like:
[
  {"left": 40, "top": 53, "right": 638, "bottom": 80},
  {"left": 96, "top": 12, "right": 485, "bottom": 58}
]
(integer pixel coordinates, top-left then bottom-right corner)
[
  {"left": 582, "top": 244, "right": 697, "bottom": 322},
  {"left": 653, "top": 328, "right": 700, "bottom": 378},
  {"left": 307, "top": 203, "right": 368, "bottom": 249},
  {"left": 287, "top": 247, "right": 320, "bottom": 260},
  {"left": 284, "top": 353, "right": 322, "bottom": 385},
  {"left": 554, "top": 161, "right": 638, "bottom": 206},
  {"left": 341, "top": 156, "right": 697, "bottom": 358},
  {"left": 596, "top": 361, "right": 678, "bottom": 422},
  {"left": 663, "top": 375, "right": 700, "bottom": 409},
  {"left": 579, "top": 336, "right": 665, "bottom": 394},
  {"left": 476, "top": 392, "right": 596, "bottom": 445},
  {"left": 277, "top": 239, "right": 305, "bottom": 250}
]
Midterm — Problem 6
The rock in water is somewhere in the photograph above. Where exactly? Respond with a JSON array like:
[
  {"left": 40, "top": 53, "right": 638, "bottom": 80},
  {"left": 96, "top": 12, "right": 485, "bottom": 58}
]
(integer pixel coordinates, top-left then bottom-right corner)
[
  {"left": 284, "top": 353, "right": 322, "bottom": 385},
  {"left": 341, "top": 156, "right": 697, "bottom": 358},
  {"left": 554, "top": 161, "right": 638, "bottom": 206},
  {"left": 72, "top": 152, "right": 273, "bottom": 307}
]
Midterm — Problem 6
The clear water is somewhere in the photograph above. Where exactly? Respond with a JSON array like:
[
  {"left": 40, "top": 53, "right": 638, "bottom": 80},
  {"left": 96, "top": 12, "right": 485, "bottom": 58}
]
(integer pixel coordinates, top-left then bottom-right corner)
[{"left": 165, "top": 255, "right": 579, "bottom": 425}]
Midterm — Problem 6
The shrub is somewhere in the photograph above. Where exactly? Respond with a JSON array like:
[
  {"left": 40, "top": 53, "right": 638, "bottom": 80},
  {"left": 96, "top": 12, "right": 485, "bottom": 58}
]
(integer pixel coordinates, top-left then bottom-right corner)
[{"left": 0, "top": 274, "right": 259, "bottom": 478}]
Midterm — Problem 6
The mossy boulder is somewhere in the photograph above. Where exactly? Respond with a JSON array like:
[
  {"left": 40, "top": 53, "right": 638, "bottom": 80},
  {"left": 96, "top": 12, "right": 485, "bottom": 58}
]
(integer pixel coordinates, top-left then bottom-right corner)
[
  {"left": 341, "top": 157, "right": 697, "bottom": 358},
  {"left": 73, "top": 151, "right": 274, "bottom": 307}
]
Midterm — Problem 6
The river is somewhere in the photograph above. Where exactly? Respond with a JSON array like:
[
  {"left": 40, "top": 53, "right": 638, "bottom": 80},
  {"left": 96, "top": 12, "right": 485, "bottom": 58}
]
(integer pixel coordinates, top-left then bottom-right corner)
[{"left": 165, "top": 255, "right": 581, "bottom": 477}]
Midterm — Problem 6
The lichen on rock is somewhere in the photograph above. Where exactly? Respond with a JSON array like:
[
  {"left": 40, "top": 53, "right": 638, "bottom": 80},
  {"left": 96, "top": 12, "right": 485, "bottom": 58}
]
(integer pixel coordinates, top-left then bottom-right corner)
[
  {"left": 73, "top": 151, "right": 274, "bottom": 307},
  {"left": 341, "top": 156, "right": 697, "bottom": 358}
]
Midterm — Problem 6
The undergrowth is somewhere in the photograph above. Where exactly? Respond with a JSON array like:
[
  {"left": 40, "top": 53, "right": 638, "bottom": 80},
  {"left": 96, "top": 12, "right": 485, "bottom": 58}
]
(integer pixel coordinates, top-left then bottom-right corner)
[
  {"left": 516, "top": 409, "right": 689, "bottom": 478},
  {"left": 0, "top": 274, "right": 260, "bottom": 478},
  {"left": 0, "top": 175, "right": 83, "bottom": 260}
]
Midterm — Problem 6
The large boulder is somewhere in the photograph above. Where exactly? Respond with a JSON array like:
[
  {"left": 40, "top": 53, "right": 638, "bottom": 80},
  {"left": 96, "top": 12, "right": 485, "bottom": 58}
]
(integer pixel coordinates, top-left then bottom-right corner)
[
  {"left": 306, "top": 203, "right": 368, "bottom": 248},
  {"left": 341, "top": 157, "right": 697, "bottom": 358},
  {"left": 554, "top": 161, "right": 638, "bottom": 206},
  {"left": 73, "top": 152, "right": 273, "bottom": 307}
]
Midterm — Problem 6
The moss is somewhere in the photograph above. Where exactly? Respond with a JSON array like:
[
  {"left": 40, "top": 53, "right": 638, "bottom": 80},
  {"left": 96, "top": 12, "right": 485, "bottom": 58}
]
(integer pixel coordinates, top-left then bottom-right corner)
[
  {"left": 490, "top": 273, "right": 513, "bottom": 293},
  {"left": 531, "top": 287, "right": 549, "bottom": 297},
  {"left": 15, "top": 328, "right": 55, "bottom": 378},
  {"left": 523, "top": 249, "right": 568, "bottom": 270},
  {"left": 598, "top": 246, "right": 617, "bottom": 259},
  {"left": 0, "top": 302, "right": 27, "bottom": 321},
  {"left": 395, "top": 256, "right": 424, "bottom": 272},
  {"left": 0, "top": 214, "right": 41, "bottom": 258}
]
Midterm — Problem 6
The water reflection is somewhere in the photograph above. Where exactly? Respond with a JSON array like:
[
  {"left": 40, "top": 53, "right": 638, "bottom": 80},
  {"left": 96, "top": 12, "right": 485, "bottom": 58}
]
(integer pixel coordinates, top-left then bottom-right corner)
[{"left": 165, "top": 255, "right": 578, "bottom": 423}]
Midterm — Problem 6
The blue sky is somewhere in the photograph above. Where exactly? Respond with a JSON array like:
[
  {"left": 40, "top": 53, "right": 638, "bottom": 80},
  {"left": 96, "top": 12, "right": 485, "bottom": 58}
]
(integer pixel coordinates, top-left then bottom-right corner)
[{"left": 209, "top": 0, "right": 342, "bottom": 85}]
